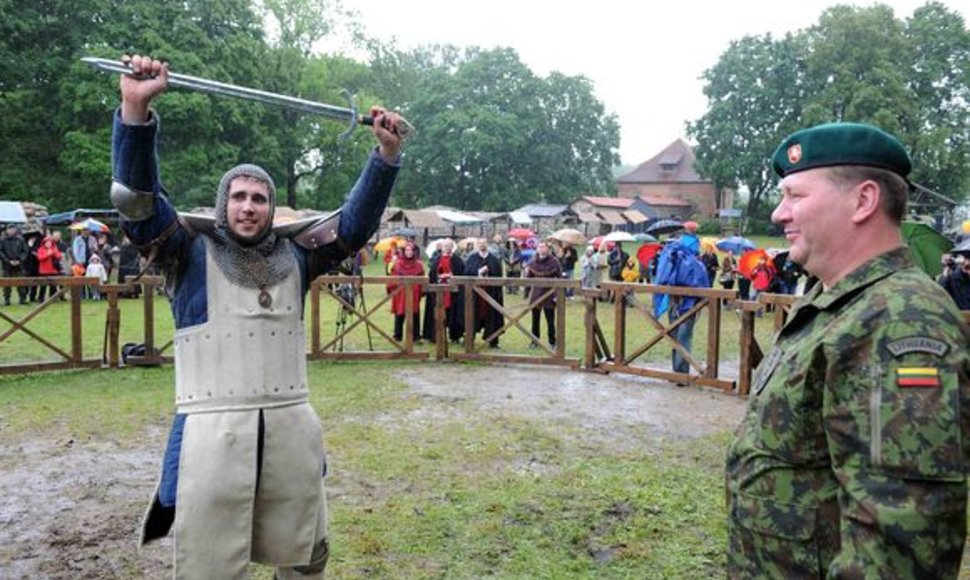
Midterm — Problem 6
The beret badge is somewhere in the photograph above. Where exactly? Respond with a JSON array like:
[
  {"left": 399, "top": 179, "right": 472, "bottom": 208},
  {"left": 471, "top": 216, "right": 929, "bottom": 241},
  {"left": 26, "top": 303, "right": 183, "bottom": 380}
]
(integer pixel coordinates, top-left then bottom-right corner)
[{"left": 787, "top": 143, "right": 802, "bottom": 165}]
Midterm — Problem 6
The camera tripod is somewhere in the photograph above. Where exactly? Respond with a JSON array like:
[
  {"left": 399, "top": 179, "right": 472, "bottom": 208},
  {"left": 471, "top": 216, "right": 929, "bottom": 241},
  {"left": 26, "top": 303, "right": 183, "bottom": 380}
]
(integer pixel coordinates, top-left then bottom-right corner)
[{"left": 332, "top": 267, "right": 373, "bottom": 353}]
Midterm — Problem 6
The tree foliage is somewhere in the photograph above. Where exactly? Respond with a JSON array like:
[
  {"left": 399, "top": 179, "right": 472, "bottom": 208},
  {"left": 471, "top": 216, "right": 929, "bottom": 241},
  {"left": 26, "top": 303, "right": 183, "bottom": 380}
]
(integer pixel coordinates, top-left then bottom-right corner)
[
  {"left": 374, "top": 45, "right": 620, "bottom": 211},
  {"left": 0, "top": 0, "right": 616, "bottom": 214},
  {"left": 688, "top": 33, "right": 806, "bottom": 229},
  {"left": 689, "top": 1, "right": 970, "bottom": 231}
]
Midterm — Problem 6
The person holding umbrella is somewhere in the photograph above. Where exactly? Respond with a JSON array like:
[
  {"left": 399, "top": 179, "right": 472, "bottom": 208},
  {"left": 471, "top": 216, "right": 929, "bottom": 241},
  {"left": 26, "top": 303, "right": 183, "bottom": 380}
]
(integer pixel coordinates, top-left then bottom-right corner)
[
  {"left": 504, "top": 238, "right": 523, "bottom": 295},
  {"left": 940, "top": 254, "right": 970, "bottom": 310},
  {"left": 0, "top": 225, "right": 29, "bottom": 306},
  {"left": 387, "top": 241, "right": 424, "bottom": 342},
  {"left": 726, "top": 122, "right": 970, "bottom": 578},
  {"left": 525, "top": 241, "right": 562, "bottom": 348},
  {"left": 34, "top": 234, "right": 63, "bottom": 302},
  {"left": 559, "top": 242, "right": 578, "bottom": 298},
  {"left": 679, "top": 220, "right": 700, "bottom": 255}
]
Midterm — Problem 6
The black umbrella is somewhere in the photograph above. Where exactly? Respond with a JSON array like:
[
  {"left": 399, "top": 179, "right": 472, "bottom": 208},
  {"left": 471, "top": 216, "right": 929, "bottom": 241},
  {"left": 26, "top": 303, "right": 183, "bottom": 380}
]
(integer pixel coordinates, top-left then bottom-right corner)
[
  {"left": 772, "top": 250, "right": 789, "bottom": 272},
  {"left": 392, "top": 227, "right": 418, "bottom": 237},
  {"left": 646, "top": 219, "right": 684, "bottom": 235},
  {"left": 951, "top": 237, "right": 970, "bottom": 255}
]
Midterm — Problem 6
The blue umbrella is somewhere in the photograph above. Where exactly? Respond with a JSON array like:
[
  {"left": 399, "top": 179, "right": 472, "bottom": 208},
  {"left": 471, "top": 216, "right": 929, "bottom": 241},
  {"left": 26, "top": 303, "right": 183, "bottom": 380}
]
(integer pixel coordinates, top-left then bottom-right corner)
[
  {"left": 645, "top": 219, "right": 683, "bottom": 235},
  {"left": 392, "top": 227, "right": 418, "bottom": 237},
  {"left": 633, "top": 232, "right": 657, "bottom": 242},
  {"left": 716, "top": 236, "right": 756, "bottom": 255}
]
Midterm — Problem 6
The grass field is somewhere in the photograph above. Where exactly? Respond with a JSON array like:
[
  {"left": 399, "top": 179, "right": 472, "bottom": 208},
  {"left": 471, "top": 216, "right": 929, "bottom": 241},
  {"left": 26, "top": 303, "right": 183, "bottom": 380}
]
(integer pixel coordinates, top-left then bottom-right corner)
[{"left": 1, "top": 361, "right": 735, "bottom": 578}]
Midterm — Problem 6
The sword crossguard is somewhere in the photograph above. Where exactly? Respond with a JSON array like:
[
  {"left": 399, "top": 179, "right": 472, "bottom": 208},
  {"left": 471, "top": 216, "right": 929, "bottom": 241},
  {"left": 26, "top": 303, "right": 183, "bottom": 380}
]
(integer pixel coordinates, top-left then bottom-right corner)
[{"left": 340, "top": 89, "right": 358, "bottom": 141}]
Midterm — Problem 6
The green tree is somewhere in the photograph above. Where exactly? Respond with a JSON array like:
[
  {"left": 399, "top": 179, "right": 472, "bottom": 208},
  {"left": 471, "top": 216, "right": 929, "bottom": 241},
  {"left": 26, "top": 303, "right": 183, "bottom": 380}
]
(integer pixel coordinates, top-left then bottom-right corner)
[
  {"left": 258, "top": 0, "right": 374, "bottom": 209},
  {"left": 689, "top": 2, "right": 970, "bottom": 233},
  {"left": 903, "top": 2, "right": 970, "bottom": 197},
  {"left": 0, "top": 0, "right": 272, "bottom": 211},
  {"left": 800, "top": 4, "right": 916, "bottom": 132},
  {"left": 379, "top": 45, "right": 619, "bottom": 211},
  {"left": 688, "top": 33, "right": 806, "bottom": 231}
]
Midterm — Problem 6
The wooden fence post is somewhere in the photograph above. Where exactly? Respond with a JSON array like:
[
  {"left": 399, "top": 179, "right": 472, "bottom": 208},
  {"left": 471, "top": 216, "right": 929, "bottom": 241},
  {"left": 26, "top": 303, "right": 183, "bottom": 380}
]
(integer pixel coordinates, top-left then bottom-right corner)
[
  {"left": 105, "top": 287, "right": 122, "bottom": 367},
  {"left": 464, "top": 283, "right": 474, "bottom": 353},
  {"left": 555, "top": 287, "right": 566, "bottom": 360},
  {"left": 311, "top": 280, "right": 320, "bottom": 355},
  {"left": 737, "top": 303, "right": 764, "bottom": 395},
  {"left": 583, "top": 291, "right": 597, "bottom": 369},
  {"left": 434, "top": 286, "right": 446, "bottom": 361},
  {"left": 404, "top": 281, "right": 414, "bottom": 352},
  {"left": 70, "top": 279, "right": 83, "bottom": 364},
  {"left": 705, "top": 296, "right": 721, "bottom": 379}
]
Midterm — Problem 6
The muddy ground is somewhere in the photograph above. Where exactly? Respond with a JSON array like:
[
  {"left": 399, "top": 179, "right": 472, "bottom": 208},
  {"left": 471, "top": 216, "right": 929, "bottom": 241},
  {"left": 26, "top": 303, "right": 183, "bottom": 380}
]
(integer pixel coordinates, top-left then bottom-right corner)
[{"left": 0, "top": 365, "right": 746, "bottom": 579}]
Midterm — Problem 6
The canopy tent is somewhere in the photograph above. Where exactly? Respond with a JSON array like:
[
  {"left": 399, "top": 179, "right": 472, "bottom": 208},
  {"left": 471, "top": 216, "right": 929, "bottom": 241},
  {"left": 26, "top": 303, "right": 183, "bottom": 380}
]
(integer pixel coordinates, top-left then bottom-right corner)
[
  {"left": 44, "top": 208, "right": 119, "bottom": 226},
  {"left": 0, "top": 201, "right": 28, "bottom": 223},
  {"left": 435, "top": 209, "right": 482, "bottom": 225}
]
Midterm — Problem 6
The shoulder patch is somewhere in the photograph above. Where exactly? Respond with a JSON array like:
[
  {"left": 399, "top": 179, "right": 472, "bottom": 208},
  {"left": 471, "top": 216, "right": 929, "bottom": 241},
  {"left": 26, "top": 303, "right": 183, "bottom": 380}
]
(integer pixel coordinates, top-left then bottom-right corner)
[{"left": 885, "top": 337, "right": 949, "bottom": 358}]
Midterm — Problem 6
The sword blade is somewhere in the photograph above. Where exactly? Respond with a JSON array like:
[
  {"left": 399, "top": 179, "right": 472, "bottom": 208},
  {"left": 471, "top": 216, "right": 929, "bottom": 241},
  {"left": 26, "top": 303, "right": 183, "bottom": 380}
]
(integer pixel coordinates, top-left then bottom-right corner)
[{"left": 81, "top": 56, "right": 357, "bottom": 122}]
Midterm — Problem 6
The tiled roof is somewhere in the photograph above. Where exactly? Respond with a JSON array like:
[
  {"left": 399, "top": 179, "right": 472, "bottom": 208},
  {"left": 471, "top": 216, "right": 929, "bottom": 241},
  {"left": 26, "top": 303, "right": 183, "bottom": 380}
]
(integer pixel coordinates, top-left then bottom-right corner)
[
  {"left": 401, "top": 209, "right": 446, "bottom": 229},
  {"left": 617, "top": 139, "right": 707, "bottom": 184},
  {"left": 597, "top": 209, "right": 627, "bottom": 225},
  {"left": 623, "top": 210, "right": 649, "bottom": 224},
  {"left": 581, "top": 196, "right": 634, "bottom": 209}
]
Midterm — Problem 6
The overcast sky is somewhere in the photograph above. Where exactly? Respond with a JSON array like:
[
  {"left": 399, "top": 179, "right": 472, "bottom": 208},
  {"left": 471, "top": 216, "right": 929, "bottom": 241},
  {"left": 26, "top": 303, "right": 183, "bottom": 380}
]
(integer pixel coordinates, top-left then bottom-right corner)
[{"left": 334, "top": 0, "right": 967, "bottom": 167}]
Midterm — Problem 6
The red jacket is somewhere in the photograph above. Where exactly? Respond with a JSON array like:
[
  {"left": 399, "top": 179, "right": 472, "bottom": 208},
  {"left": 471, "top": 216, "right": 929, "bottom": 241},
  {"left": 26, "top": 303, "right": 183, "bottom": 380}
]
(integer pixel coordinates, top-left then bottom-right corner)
[
  {"left": 36, "top": 238, "right": 63, "bottom": 276},
  {"left": 751, "top": 264, "right": 774, "bottom": 292},
  {"left": 388, "top": 253, "right": 424, "bottom": 315}
]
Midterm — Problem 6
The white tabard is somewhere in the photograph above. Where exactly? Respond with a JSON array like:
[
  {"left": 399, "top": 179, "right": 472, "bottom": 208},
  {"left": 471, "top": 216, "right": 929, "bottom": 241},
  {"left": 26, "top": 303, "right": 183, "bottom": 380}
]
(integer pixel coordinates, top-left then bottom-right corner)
[{"left": 147, "top": 238, "right": 327, "bottom": 579}]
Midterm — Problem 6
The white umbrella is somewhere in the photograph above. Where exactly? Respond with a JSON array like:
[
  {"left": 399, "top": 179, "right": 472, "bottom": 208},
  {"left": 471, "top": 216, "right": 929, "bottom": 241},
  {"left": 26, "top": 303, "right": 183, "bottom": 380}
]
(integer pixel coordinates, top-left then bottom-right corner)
[
  {"left": 549, "top": 228, "right": 586, "bottom": 245},
  {"left": 425, "top": 238, "right": 454, "bottom": 258},
  {"left": 603, "top": 230, "right": 637, "bottom": 243}
]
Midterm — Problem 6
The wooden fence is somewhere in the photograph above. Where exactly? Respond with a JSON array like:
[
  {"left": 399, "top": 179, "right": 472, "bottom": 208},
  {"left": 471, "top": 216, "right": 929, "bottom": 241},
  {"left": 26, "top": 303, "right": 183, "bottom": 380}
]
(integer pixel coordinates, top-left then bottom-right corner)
[
  {"left": 598, "top": 281, "right": 738, "bottom": 391},
  {"left": 0, "top": 277, "right": 97, "bottom": 373},
  {"left": 0, "top": 274, "right": 872, "bottom": 397}
]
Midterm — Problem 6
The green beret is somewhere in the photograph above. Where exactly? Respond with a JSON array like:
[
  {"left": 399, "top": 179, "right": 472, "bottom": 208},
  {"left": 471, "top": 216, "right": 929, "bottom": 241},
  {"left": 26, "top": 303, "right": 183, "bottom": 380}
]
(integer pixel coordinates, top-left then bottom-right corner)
[{"left": 771, "top": 122, "right": 912, "bottom": 179}]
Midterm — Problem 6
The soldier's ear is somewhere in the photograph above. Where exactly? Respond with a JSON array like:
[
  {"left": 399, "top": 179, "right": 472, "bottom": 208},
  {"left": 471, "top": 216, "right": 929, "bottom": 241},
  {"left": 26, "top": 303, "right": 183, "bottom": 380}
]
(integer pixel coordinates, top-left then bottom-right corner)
[{"left": 850, "top": 180, "right": 881, "bottom": 225}]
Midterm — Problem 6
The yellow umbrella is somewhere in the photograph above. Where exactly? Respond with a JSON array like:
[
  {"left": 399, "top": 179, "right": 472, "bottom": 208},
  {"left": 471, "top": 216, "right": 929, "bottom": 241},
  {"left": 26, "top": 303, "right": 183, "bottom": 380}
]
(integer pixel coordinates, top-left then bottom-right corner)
[
  {"left": 374, "top": 236, "right": 403, "bottom": 253},
  {"left": 457, "top": 237, "right": 479, "bottom": 251},
  {"left": 701, "top": 236, "right": 719, "bottom": 253}
]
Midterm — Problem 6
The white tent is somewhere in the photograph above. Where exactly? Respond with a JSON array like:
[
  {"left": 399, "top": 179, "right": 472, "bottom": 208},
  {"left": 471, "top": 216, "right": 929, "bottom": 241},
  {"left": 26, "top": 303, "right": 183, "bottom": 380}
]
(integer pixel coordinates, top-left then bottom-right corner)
[{"left": 0, "top": 201, "right": 27, "bottom": 223}]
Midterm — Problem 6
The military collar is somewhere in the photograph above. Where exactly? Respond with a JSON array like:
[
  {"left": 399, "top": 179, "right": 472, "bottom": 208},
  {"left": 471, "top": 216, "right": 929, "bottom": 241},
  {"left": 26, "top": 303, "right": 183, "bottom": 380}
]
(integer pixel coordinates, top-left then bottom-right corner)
[{"left": 809, "top": 246, "right": 914, "bottom": 311}]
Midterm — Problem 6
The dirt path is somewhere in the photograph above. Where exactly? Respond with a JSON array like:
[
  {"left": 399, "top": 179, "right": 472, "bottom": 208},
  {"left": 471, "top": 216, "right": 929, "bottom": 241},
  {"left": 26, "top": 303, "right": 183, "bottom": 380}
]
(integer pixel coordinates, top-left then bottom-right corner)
[
  {"left": 398, "top": 364, "right": 747, "bottom": 449},
  {"left": 0, "top": 365, "right": 746, "bottom": 578}
]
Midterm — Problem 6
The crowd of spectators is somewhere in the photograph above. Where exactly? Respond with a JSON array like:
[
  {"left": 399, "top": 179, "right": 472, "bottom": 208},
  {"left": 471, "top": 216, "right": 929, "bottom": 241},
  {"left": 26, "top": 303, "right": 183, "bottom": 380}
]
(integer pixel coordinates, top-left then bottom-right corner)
[{"left": 0, "top": 224, "right": 140, "bottom": 305}]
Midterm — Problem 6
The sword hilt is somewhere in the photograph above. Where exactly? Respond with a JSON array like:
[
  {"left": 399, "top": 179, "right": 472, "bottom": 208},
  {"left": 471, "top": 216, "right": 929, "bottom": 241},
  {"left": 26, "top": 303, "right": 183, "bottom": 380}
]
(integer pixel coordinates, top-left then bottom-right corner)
[{"left": 357, "top": 114, "right": 415, "bottom": 140}]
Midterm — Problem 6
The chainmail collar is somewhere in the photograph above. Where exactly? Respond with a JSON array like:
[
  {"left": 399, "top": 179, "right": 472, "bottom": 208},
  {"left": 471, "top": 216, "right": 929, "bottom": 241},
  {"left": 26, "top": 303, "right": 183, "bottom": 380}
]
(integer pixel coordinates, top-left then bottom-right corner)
[{"left": 208, "top": 164, "right": 295, "bottom": 289}]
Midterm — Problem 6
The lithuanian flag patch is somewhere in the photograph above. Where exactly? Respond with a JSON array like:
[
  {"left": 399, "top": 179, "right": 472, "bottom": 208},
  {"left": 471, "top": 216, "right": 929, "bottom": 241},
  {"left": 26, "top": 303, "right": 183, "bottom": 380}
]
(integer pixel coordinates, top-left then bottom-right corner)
[{"left": 896, "top": 367, "right": 941, "bottom": 388}]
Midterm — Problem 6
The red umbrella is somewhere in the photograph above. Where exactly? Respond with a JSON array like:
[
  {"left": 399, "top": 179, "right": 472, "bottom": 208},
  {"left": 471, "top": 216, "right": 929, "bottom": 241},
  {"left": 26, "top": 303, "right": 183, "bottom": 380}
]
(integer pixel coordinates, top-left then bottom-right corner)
[
  {"left": 507, "top": 227, "right": 536, "bottom": 240},
  {"left": 738, "top": 248, "right": 773, "bottom": 279},
  {"left": 636, "top": 242, "right": 663, "bottom": 268}
]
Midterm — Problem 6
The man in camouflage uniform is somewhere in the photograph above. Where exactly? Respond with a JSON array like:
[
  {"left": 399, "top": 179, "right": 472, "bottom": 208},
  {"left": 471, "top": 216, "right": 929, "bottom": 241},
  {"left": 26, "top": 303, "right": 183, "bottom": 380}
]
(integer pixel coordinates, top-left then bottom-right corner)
[{"left": 726, "top": 122, "right": 970, "bottom": 578}]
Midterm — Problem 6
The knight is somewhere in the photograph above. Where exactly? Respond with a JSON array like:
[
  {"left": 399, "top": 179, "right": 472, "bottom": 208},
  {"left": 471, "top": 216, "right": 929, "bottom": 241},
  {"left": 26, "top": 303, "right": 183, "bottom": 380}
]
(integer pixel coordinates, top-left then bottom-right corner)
[{"left": 110, "top": 54, "right": 404, "bottom": 579}]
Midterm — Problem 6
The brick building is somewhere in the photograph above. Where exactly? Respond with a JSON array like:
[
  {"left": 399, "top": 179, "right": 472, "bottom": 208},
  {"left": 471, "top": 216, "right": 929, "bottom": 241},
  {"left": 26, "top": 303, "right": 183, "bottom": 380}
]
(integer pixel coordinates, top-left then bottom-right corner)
[{"left": 616, "top": 139, "right": 733, "bottom": 219}]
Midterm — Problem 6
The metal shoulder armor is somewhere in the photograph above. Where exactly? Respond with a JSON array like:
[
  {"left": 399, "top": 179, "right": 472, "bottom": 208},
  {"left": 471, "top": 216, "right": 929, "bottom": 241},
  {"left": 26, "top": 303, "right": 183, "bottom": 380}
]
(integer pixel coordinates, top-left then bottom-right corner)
[
  {"left": 277, "top": 210, "right": 342, "bottom": 250},
  {"left": 110, "top": 181, "right": 155, "bottom": 221}
]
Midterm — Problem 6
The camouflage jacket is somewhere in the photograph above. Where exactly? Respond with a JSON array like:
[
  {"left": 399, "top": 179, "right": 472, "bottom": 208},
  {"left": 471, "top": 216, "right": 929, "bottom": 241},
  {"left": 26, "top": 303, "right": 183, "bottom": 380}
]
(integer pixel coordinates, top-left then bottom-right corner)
[{"left": 726, "top": 247, "right": 970, "bottom": 579}]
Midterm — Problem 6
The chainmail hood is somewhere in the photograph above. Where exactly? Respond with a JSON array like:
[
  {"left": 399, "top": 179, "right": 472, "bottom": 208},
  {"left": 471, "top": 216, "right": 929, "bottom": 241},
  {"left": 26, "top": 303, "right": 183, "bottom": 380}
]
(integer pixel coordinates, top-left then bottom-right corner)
[{"left": 209, "top": 164, "right": 295, "bottom": 289}]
